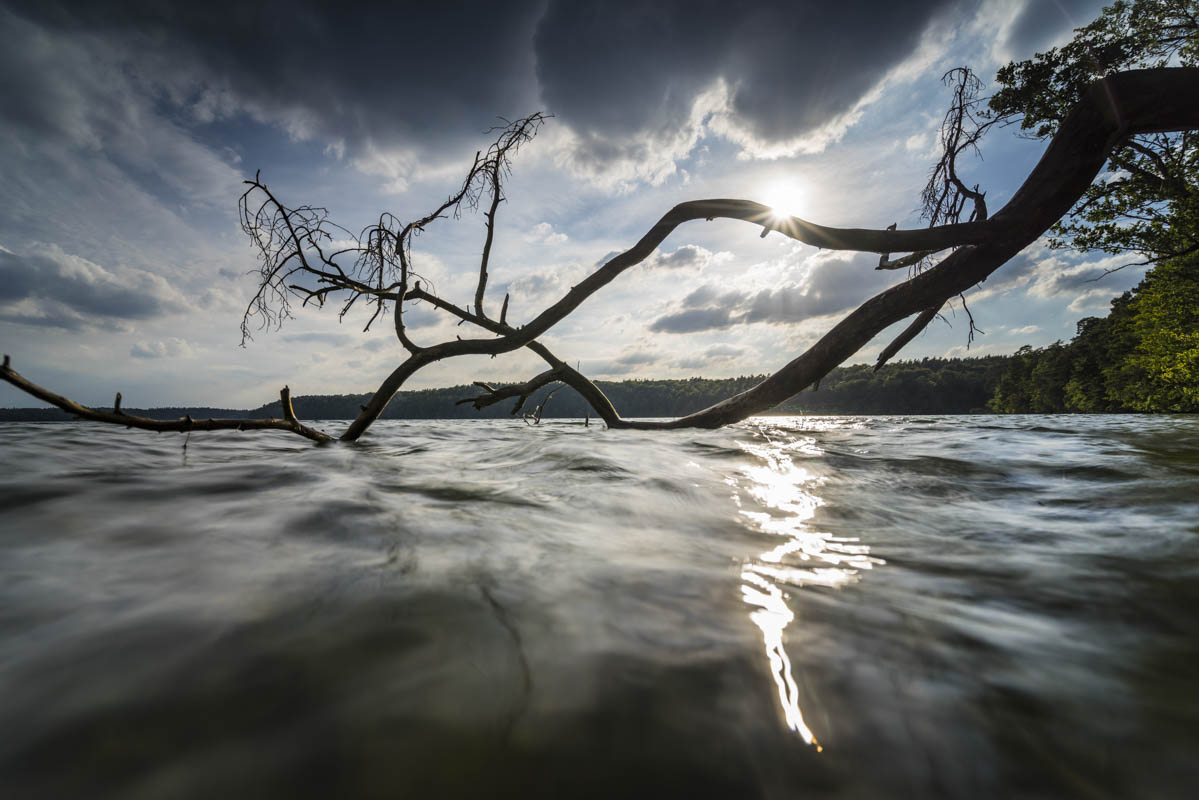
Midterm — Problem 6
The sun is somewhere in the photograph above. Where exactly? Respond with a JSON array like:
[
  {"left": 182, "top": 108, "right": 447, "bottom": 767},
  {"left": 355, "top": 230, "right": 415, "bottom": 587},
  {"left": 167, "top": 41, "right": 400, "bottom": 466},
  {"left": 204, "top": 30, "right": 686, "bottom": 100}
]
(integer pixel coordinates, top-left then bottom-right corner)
[{"left": 761, "top": 179, "right": 808, "bottom": 220}]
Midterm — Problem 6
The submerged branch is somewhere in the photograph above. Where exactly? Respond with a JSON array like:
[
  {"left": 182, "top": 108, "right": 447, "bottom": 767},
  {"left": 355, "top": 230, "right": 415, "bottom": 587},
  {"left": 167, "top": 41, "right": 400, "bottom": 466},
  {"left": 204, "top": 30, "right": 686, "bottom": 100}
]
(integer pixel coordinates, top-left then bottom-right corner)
[
  {"left": 456, "top": 367, "right": 566, "bottom": 414},
  {"left": 1, "top": 356, "right": 333, "bottom": 443}
]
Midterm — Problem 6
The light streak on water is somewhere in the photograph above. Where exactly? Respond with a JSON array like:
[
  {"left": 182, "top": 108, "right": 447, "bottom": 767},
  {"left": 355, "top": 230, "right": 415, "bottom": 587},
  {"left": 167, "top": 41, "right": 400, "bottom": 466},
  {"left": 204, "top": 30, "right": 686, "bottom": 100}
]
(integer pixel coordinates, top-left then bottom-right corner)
[{"left": 733, "top": 422, "right": 883, "bottom": 749}]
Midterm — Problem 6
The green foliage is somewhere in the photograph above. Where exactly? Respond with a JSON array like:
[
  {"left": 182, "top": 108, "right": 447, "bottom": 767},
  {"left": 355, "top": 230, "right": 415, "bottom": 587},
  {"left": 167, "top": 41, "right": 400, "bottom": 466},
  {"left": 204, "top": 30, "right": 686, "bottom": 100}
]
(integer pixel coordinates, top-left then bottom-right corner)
[
  {"left": 989, "top": 250, "right": 1199, "bottom": 412},
  {"left": 984, "top": 3, "right": 1199, "bottom": 413},
  {"left": 1110, "top": 254, "right": 1199, "bottom": 409},
  {"left": 992, "top": 342, "right": 1075, "bottom": 413},
  {"left": 989, "top": 0, "right": 1199, "bottom": 261}
]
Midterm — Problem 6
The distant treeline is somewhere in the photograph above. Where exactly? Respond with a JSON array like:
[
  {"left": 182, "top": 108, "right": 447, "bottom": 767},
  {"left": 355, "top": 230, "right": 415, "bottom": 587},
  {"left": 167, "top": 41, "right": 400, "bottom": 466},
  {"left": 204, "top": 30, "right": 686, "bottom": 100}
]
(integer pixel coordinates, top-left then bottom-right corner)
[
  {"left": 253, "top": 357, "right": 1007, "bottom": 419},
  {"left": 0, "top": 356, "right": 1010, "bottom": 422}
]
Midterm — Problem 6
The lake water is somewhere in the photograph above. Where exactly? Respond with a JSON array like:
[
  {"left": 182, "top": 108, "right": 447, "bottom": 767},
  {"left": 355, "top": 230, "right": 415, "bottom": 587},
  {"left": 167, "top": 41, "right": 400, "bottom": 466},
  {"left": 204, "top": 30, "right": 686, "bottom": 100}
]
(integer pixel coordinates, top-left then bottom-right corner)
[{"left": 1, "top": 415, "right": 1197, "bottom": 798}]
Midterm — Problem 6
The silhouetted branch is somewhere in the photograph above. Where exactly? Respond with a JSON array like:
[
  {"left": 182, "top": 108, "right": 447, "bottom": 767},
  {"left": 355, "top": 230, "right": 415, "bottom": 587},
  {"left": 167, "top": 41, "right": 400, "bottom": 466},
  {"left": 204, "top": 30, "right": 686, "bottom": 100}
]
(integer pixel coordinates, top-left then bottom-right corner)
[
  {"left": 8, "top": 69, "right": 1199, "bottom": 443},
  {"left": 400, "top": 68, "right": 1199, "bottom": 435},
  {"left": 878, "top": 248, "right": 941, "bottom": 271},
  {"left": 524, "top": 385, "right": 561, "bottom": 425},
  {"left": 456, "top": 367, "right": 566, "bottom": 414},
  {"left": 874, "top": 304, "right": 943, "bottom": 371},
  {"left": 923, "top": 68, "right": 996, "bottom": 231},
  {"left": 239, "top": 114, "right": 548, "bottom": 357},
  {"left": 0, "top": 356, "right": 333, "bottom": 443}
]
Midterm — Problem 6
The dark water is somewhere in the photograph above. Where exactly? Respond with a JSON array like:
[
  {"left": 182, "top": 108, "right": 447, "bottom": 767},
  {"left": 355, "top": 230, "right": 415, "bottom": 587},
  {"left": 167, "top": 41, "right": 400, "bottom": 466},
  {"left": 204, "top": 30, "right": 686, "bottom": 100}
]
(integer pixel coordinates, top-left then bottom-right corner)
[{"left": 1, "top": 416, "right": 1197, "bottom": 798}]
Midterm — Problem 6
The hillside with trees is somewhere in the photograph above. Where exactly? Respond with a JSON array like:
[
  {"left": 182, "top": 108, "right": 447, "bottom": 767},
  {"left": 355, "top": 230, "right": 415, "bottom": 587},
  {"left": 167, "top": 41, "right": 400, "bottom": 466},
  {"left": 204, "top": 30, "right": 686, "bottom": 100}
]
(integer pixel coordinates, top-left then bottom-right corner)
[
  {"left": 0, "top": 357, "right": 1009, "bottom": 421},
  {"left": 990, "top": 251, "right": 1199, "bottom": 412}
]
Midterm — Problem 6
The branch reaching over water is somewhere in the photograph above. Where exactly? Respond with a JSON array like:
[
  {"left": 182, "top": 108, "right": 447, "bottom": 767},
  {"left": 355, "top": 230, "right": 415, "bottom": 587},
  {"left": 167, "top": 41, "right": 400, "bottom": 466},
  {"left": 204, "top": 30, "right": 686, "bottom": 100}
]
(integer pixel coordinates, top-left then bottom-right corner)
[
  {"left": 456, "top": 367, "right": 566, "bottom": 415},
  {"left": 428, "top": 68, "right": 1199, "bottom": 433},
  {"left": 0, "top": 355, "right": 334, "bottom": 443},
  {"left": 874, "top": 305, "right": 943, "bottom": 372},
  {"left": 9, "top": 70, "right": 1199, "bottom": 442}
]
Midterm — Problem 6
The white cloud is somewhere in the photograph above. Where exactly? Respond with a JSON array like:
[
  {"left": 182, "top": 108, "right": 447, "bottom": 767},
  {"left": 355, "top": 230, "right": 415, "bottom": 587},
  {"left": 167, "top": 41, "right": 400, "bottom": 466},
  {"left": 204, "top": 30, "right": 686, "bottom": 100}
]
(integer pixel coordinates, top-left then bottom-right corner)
[
  {"left": 644, "top": 244, "right": 732, "bottom": 271},
  {"left": 546, "top": 85, "right": 716, "bottom": 190},
  {"left": 350, "top": 142, "right": 417, "bottom": 194},
  {"left": 1067, "top": 287, "right": 1119, "bottom": 314},
  {"left": 130, "top": 337, "right": 194, "bottom": 359},
  {"left": 905, "top": 132, "right": 930, "bottom": 152},
  {"left": 524, "top": 222, "right": 569, "bottom": 244},
  {"left": 943, "top": 342, "right": 996, "bottom": 358}
]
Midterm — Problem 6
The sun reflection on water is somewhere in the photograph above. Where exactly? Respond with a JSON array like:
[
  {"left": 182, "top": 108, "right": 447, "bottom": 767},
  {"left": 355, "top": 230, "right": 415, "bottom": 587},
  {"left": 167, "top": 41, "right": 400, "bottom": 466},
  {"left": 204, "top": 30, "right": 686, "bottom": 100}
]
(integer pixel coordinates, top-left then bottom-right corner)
[{"left": 732, "top": 422, "right": 883, "bottom": 749}]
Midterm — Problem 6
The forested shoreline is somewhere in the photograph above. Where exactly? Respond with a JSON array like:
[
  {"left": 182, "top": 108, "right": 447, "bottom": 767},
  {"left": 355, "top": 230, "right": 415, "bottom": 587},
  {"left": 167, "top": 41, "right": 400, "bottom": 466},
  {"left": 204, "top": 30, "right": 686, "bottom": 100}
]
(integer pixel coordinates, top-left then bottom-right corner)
[
  {"left": 0, "top": 351, "right": 1153, "bottom": 422},
  {"left": 0, "top": 358, "right": 1000, "bottom": 422},
  {"left": 990, "top": 251, "right": 1198, "bottom": 413}
]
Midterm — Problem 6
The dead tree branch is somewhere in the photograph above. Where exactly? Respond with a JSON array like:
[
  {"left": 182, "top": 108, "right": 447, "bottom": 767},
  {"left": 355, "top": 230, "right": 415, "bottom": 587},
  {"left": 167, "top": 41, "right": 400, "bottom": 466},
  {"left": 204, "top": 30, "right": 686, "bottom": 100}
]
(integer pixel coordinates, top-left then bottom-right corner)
[
  {"left": 924, "top": 68, "right": 995, "bottom": 225},
  {"left": 411, "top": 67, "right": 1198, "bottom": 434},
  {"left": 456, "top": 366, "right": 566, "bottom": 414},
  {"left": 524, "top": 385, "right": 562, "bottom": 425},
  {"left": 879, "top": 68, "right": 999, "bottom": 276},
  {"left": 8, "top": 69, "right": 1199, "bottom": 442},
  {"left": 0, "top": 355, "right": 333, "bottom": 443},
  {"left": 874, "top": 304, "right": 944, "bottom": 371},
  {"left": 238, "top": 114, "right": 547, "bottom": 351}
]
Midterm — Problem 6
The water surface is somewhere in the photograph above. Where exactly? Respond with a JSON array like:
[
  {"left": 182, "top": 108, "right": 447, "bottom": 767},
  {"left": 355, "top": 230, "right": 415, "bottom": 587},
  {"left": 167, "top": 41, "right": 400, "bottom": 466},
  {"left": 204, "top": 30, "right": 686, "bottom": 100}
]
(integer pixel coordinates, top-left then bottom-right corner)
[{"left": 1, "top": 416, "right": 1197, "bottom": 798}]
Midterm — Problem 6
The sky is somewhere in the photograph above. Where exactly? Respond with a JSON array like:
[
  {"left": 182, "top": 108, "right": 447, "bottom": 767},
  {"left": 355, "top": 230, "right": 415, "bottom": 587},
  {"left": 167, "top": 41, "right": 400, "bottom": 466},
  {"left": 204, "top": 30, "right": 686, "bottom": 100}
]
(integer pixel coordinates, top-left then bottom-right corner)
[{"left": 0, "top": 0, "right": 1129, "bottom": 410}]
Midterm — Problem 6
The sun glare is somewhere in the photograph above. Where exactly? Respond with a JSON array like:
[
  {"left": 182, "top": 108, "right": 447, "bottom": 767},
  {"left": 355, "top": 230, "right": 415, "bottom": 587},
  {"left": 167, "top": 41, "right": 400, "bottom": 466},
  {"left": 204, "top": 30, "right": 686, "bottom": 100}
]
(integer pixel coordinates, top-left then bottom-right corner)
[{"left": 762, "top": 179, "right": 808, "bottom": 220}]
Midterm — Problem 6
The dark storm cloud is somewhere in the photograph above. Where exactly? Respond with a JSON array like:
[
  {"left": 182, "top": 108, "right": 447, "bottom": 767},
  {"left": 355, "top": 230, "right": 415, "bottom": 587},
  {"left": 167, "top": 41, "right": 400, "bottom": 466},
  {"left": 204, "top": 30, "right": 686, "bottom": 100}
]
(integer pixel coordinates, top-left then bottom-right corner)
[
  {"left": 534, "top": 0, "right": 956, "bottom": 143},
  {"left": 0, "top": 0, "right": 1028, "bottom": 204},
  {"left": 649, "top": 306, "right": 735, "bottom": 334},
  {"left": 5, "top": 0, "right": 545, "bottom": 152},
  {"left": 614, "top": 351, "right": 658, "bottom": 366},
  {"left": 5, "top": 0, "right": 960, "bottom": 178},
  {"left": 0, "top": 247, "right": 182, "bottom": 330},
  {"left": 1002, "top": 0, "right": 1107, "bottom": 57}
]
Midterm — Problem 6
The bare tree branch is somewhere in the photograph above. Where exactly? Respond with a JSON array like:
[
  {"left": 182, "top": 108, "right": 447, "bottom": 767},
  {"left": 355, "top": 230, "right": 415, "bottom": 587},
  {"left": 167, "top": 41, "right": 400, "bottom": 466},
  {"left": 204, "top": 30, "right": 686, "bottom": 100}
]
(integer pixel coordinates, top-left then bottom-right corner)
[
  {"left": 874, "top": 304, "right": 943, "bottom": 371},
  {"left": 378, "top": 67, "right": 1199, "bottom": 436},
  {"left": 8, "top": 69, "right": 1199, "bottom": 443},
  {"left": 922, "top": 68, "right": 996, "bottom": 229},
  {"left": 525, "top": 385, "right": 562, "bottom": 425},
  {"left": 1, "top": 355, "right": 333, "bottom": 443},
  {"left": 456, "top": 367, "right": 565, "bottom": 414}
]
